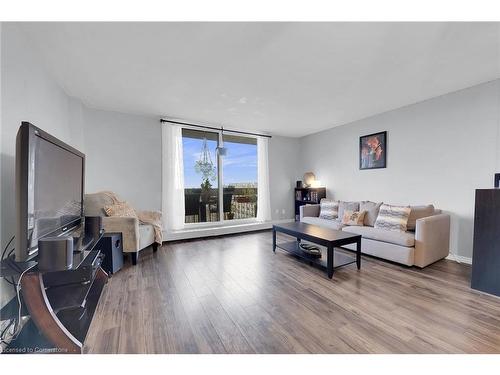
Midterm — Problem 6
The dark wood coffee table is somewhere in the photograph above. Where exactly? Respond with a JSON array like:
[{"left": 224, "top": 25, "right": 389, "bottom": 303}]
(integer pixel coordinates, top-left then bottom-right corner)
[{"left": 272, "top": 222, "right": 362, "bottom": 278}]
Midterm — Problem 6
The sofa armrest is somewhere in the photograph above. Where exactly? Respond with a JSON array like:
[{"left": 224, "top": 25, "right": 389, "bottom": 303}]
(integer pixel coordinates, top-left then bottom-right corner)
[
  {"left": 300, "top": 204, "right": 320, "bottom": 220},
  {"left": 102, "top": 216, "right": 140, "bottom": 253},
  {"left": 414, "top": 213, "right": 450, "bottom": 267}
]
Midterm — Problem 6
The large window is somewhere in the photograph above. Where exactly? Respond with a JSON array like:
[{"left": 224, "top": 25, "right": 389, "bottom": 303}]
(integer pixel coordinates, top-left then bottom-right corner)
[{"left": 182, "top": 128, "right": 257, "bottom": 224}]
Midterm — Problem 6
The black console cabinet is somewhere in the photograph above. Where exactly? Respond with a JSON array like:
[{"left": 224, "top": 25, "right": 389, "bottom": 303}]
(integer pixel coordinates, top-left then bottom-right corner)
[
  {"left": 471, "top": 189, "right": 500, "bottom": 297},
  {"left": 4, "top": 231, "right": 107, "bottom": 354}
]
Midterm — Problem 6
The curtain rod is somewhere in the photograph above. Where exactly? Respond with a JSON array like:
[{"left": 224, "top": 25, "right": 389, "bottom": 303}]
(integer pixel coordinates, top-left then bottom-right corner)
[{"left": 160, "top": 119, "right": 272, "bottom": 138}]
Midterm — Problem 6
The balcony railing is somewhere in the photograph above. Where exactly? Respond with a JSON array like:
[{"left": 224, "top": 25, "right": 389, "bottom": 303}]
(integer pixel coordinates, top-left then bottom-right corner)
[{"left": 184, "top": 187, "right": 257, "bottom": 223}]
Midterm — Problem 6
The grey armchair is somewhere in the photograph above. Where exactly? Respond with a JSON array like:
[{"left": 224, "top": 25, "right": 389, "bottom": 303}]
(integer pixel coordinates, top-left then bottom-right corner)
[{"left": 84, "top": 192, "right": 158, "bottom": 265}]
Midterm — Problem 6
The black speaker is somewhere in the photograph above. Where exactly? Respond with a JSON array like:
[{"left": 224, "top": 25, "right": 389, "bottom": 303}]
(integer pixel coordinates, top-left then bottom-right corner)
[
  {"left": 98, "top": 232, "right": 124, "bottom": 275},
  {"left": 85, "top": 216, "right": 103, "bottom": 239},
  {"left": 38, "top": 237, "right": 73, "bottom": 271}
]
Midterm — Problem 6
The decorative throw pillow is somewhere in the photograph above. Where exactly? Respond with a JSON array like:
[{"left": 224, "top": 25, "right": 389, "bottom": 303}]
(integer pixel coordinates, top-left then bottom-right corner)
[
  {"left": 406, "top": 204, "right": 435, "bottom": 231},
  {"left": 359, "top": 201, "right": 383, "bottom": 227},
  {"left": 342, "top": 210, "right": 366, "bottom": 226},
  {"left": 104, "top": 201, "right": 137, "bottom": 218},
  {"left": 374, "top": 204, "right": 411, "bottom": 232},
  {"left": 338, "top": 201, "right": 360, "bottom": 220},
  {"left": 318, "top": 199, "right": 339, "bottom": 220}
]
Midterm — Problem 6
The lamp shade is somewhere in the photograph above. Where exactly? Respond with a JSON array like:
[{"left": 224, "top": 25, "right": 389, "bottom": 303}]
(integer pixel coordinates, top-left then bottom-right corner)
[{"left": 303, "top": 172, "right": 316, "bottom": 187}]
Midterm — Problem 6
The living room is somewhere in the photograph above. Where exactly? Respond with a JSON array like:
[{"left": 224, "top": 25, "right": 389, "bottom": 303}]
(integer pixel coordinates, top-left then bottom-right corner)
[{"left": 1, "top": 1, "right": 500, "bottom": 372}]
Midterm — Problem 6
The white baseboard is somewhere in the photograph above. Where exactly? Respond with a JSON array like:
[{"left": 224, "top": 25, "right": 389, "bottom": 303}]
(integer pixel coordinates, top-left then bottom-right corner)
[
  {"left": 163, "top": 219, "right": 294, "bottom": 241},
  {"left": 446, "top": 253, "right": 472, "bottom": 265}
]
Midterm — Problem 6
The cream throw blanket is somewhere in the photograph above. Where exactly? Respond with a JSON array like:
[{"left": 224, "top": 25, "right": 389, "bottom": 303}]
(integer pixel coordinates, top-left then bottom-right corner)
[
  {"left": 101, "top": 191, "right": 163, "bottom": 245},
  {"left": 136, "top": 210, "right": 163, "bottom": 245}
]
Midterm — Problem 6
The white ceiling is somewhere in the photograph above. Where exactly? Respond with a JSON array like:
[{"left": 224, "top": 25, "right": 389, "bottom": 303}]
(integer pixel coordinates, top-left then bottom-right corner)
[{"left": 18, "top": 22, "right": 500, "bottom": 137}]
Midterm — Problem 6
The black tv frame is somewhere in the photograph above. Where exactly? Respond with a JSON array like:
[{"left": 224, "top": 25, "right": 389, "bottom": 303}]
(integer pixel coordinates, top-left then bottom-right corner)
[{"left": 15, "top": 122, "right": 85, "bottom": 261}]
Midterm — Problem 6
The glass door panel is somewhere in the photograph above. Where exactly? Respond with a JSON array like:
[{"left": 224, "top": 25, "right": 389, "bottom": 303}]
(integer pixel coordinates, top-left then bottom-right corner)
[
  {"left": 182, "top": 128, "right": 219, "bottom": 223},
  {"left": 222, "top": 135, "right": 257, "bottom": 220}
]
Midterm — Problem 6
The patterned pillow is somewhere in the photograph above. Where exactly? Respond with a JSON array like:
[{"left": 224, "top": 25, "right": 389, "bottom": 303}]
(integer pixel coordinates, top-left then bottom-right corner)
[
  {"left": 318, "top": 199, "right": 339, "bottom": 220},
  {"left": 338, "top": 201, "right": 360, "bottom": 220},
  {"left": 104, "top": 201, "right": 137, "bottom": 218},
  {"left": 374, "top": 204, "right": 411, "bottom": 232},
  {"left": 341, "top": 210, "right": 366, "bottom": 226}
]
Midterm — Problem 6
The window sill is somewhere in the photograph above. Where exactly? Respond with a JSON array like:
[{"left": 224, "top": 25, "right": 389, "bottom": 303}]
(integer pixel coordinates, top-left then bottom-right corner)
[
  {"left": 184, "top": 218, "right": 259, "bottom": 228},
  {"left": 163, "top": 219, "right": 293, "bottom": 241}
]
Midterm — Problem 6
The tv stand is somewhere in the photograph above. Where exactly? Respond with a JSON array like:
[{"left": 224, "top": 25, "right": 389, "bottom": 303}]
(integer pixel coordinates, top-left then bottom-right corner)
[{"left": 3, "top": 232, "right": 107, "bottom": 354}]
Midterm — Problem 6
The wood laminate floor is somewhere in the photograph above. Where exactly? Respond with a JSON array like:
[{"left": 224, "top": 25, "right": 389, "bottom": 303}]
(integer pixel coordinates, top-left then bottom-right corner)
[{"left": 84, "top": 231, "right": 500, "bottom": 354}]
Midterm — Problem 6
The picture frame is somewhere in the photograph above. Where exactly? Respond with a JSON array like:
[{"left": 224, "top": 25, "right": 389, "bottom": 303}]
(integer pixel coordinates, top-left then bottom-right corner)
[{"left": 359, "top": 131, "right": 387, "bottom": 170}]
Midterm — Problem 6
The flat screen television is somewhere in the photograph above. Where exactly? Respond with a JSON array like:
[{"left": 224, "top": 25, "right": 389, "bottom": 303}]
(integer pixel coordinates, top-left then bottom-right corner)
[{"left": 15, "top": 122, "right": 85, "bottom": 261}]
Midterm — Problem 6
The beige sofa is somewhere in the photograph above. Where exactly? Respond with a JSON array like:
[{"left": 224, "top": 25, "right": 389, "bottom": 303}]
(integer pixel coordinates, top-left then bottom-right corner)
[
  {"left": 300, "top": 203, "right": 450, "bottom": 267},
  {"left": 85, "top": 192, "right": 158, "bottom": 265}
]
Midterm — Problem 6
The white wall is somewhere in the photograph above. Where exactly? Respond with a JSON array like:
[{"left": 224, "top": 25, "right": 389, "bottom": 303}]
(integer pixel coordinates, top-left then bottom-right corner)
[
  {"left": 0, "top": 24, "right": 86, "bottom": 313},
  {"left": 269, "top": 135, "right": 300, "bottom": 220},
  {"left": 83, "top": 108, "right": 162, "bottom": 211},
  {"left": 300, "top": 80, "right": 500, "bottom": 259}
]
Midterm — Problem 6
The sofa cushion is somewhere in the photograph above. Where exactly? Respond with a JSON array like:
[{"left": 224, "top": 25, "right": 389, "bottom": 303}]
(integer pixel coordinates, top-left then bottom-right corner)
[
  {"left": 374, "top": 204, "right": 411, "bottom": 232},
  {"left": 343, "top": 239, "right": 415, "bottom": 266},
  {"left": 359, "top": 201, "right": 383, "bottom": 227},
  {"left": 338, "top": 201, "right": 360, "bottom": 220},
  {"left": 301, "top": 217, "right": 344, "bottom": 230},
  {"left": 342, "top": 226, "right": 415, "bottom": 247},
  {"left": 341, "top": 210, "right": 366, "bottom": 226},
  {"left": 407, "top": 204, "right": 435, "bottom": 231},
  {"left": 318, "top": 199, "right": 339, "bottom": 220}
]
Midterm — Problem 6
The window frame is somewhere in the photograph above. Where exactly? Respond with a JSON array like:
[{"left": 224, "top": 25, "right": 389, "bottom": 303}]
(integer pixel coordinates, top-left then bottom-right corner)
[{"left": 181, "top": 126, "right": 258, "bottom": 227}]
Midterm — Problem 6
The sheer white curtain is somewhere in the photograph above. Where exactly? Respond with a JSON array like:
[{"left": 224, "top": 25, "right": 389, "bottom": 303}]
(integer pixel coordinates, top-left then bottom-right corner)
[
  {"left": 162, "top": 124, "right": 185, "bottom": 231},
  {"left": 257, "top": 137, "right": 272, "bottom": 222}
]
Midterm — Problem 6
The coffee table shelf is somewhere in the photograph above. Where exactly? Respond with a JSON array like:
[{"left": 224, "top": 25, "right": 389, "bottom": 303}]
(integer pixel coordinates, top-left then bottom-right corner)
[
  {"left": 272, "top": 222, "right": 361, "bottom": 278},
  {"left": 276, "top": 241, "right": 357, "bottom": 270}
]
